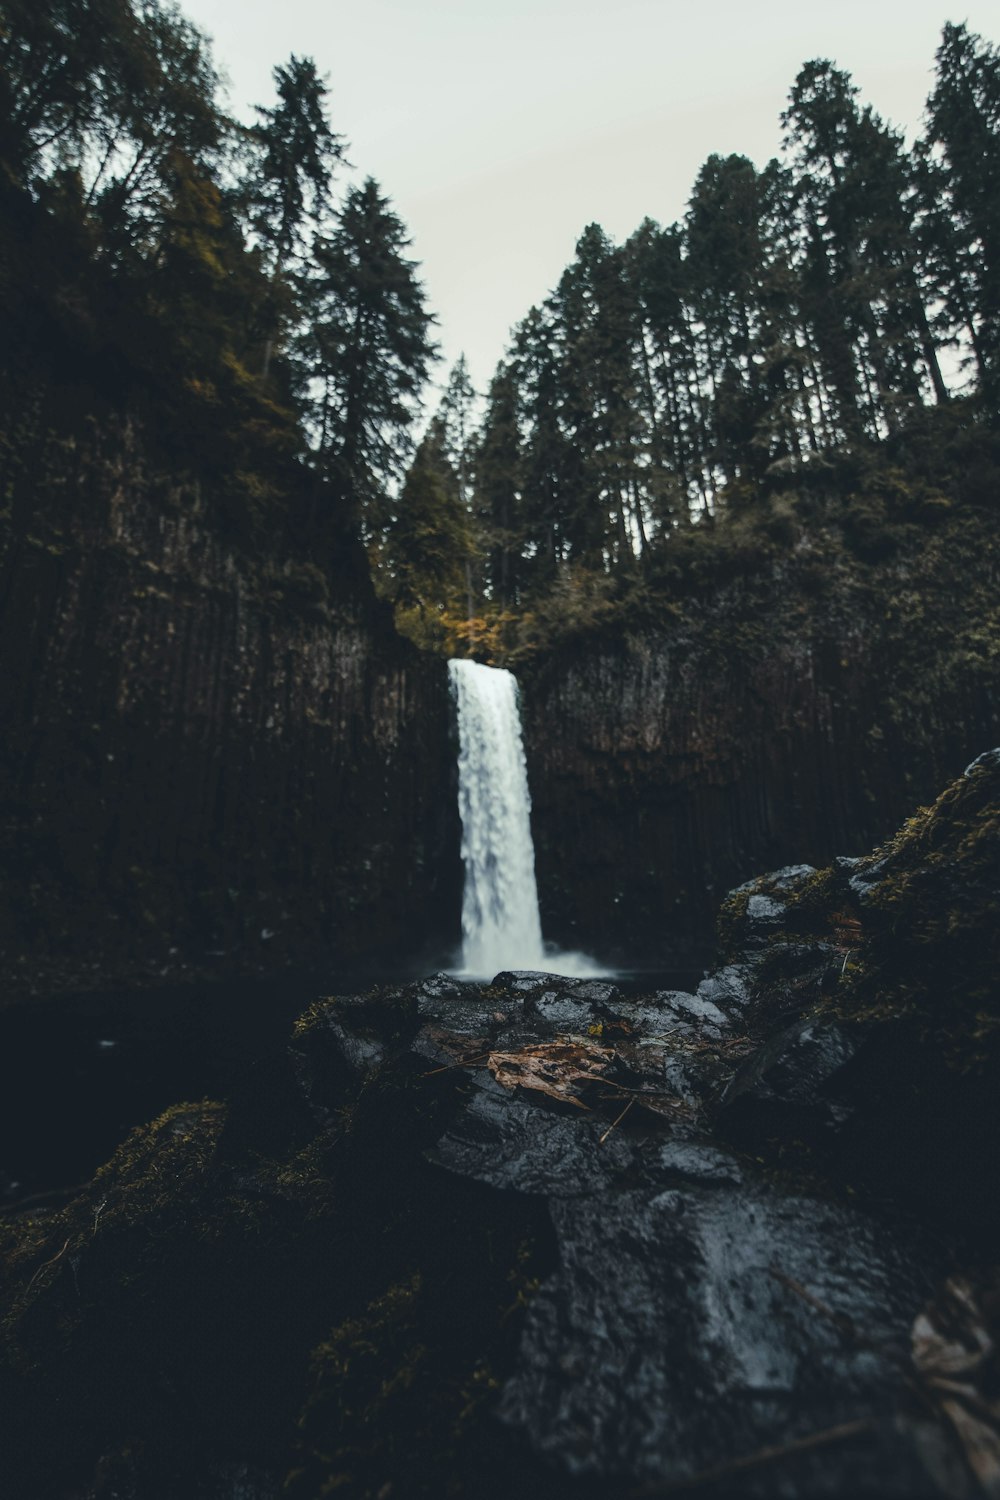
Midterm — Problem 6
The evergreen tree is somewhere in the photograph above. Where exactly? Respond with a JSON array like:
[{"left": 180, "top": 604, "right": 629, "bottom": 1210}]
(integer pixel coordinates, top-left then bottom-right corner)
[
  {"left": 781, "top": 60, "right": 942, "bottom": 440},
  {"left": 437, "top": 355, "right": 476, "bottom": 496},
  {"left": 754, "top": 157, "right": 822, "bottom": 463},
  {"left": 475, "top": 360, "right": 523, "bottom": 607},
  {"left": 923, "top": 22, "right": 1000, "bottom": 408},
  {"left": 0, "top": 0, "right": 224, "bottom": 249},
  {"left": 248, "top": 55, "right": 345, "bottom": 276},
  {"left": 510, "top": 303, "right": 566, "bottom": 584},
  {"left": 436, "top": 354, "right": 478, "bottom": 619},
  {"left": 553, "top": 224, "right": 648, "bottom": 563},
  {"left": 624, "top": 218, "right": 707, "bottom": 521},
  {"left": 0, "top": 0, "right": 138, "bottom": 184},
  {"left": 301, "top": 176, "right": 437, "bottom": 528},
  {"left": 383, "top": 417, "right": 471, "bottom": 612},
  {"left": 686, "top": 155, "right": 771, "bottom": 486},
  {"left": 247, "top": 55, "right": 346, "bottom": 377}
]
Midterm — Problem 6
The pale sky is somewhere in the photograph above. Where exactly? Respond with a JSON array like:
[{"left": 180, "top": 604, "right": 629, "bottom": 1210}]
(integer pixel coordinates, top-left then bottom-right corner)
[{"left": 185, "top": 1, "right": 996, "bottom": 403}]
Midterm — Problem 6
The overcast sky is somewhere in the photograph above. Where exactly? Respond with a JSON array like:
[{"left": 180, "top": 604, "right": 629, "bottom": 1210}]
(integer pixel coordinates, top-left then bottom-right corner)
[{"left": 184, "top": 1, "right": 996, "bottom": 403}]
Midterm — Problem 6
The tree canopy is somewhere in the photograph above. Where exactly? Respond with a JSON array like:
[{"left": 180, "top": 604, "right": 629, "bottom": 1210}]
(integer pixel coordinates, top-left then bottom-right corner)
[{"left": 1, "top": 8, "right": 998, "bottom": 650}]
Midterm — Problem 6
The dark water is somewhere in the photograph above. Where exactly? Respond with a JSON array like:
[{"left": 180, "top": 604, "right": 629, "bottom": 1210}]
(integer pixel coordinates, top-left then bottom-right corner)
[{"left": 0, "top": 956, "right": 704, "bottom": 1206}]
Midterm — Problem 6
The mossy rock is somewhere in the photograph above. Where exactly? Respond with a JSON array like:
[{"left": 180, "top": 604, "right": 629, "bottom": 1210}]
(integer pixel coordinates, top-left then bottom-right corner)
[
  {"left": 0, "top": 1003, "right": 555, "bottom": 1500},
  {"left": 832, "top": 748, "right": 1000, "bottom": 1063},
  {"left": 716, "top": 751, "right": 1000, "bottom": 1230}
]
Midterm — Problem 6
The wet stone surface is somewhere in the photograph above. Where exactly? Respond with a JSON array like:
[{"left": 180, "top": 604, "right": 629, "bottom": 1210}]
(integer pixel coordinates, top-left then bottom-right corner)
[
  {"left": 7, "top": 774, "right": 998, "bottom": 1500},
  {"left": 303, "top": 958, "right": 954, "bottom": 1496}
]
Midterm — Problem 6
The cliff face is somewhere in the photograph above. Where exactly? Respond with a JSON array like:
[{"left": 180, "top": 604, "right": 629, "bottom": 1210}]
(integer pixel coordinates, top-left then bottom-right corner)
[
  {"left": 520, "top": 519, "right": 1000, "bottom": 964},
  {"left": 5, "top": 420, "right": 998, "bottom": 987},
  {"left": 0, "top": 422, "right": 462, "bottom": 990}
]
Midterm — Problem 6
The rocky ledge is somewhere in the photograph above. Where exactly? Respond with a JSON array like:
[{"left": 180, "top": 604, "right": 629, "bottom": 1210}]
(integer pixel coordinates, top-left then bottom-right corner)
[{"left": 1, "top": 753, "right": 998, "bottom": 1499}]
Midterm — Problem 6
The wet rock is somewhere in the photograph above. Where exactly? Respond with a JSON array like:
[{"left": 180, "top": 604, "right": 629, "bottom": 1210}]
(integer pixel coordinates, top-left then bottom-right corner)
[
  {"left": 719, "top": 864, "right": 826, "bottom": 957},
  {"left": 566, "top": 980, "right": 622, "bottom": 1005},
  {"left": 498, "top": 1180, "right": 940, "bottom": 1492},
  {"left": 410, "top": 971, "right": 472, "bottom": 1005},
  {"left": 722, "top": 1013, "right": 861, "bottom": 1129},
  {"left": 492, "top": 970, "right": 561, "bottom": 993},
  {"left": 415, "top": 984, "right": 520, "bottom": 1037},
  {"left": 656, "top": 1053, "right": 712, "bottom": 1106},
  {"left": 656, "top": 1139, "right": 744, "bottom": 1185},
  {"left": 696, "top": 963, "right": 754, "bottom": 1017},
  {"left": 835, "top": 852, "right": 890, "bottom": 905},
  {"left": 414, "top": 969, "right": 945, "bottom": 1493},
  {"left": 287, "top": 997, "right": 389, "bottom": 1124},
  {"left": 590, "top": 989, "right": 733, "bottom": 1045},
  {"left": 964, "top": 746, "right": 1000, "bottom": 777},
  {"left": 530, "top": 991, "right": 599, "bottom": 1033},
  {"left": 768, "top": 863, "right": 820, "bottom": 893},
  {"left": 657, "top": 989, "right": 730, "bottom": 1033},
  {"left": 428, "top": 1072, "right": 637, "bottom": 1197},
  {"left": 746, "top": 892, "right": 787, "bottom": 927},
  {"left": 323, "top": 1022, "right": 384, "bottom": 1076}
]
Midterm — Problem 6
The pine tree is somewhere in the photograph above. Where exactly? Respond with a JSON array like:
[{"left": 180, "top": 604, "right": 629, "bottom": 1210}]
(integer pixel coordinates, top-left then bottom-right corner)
[
  {"left": 246, "top": 55, "right": 346, "bottom": 377},
  {"left": 685, "top": 155, "right": 772, "bottom": 487},
  {"left": 301, "top": 177, "right": 438, "bottom": 529},
  {"left": 0, "top": 0, "right": 138, "bottom": 185},
  {"left": 624, "top": 218, "right": 707, "bottom": 522},
  {"left": 436, "top": 355, "right": 479, "bottom": 618},
  {"left": 510, "top": 303, "right": 566, "bottom": 585},
  {"left": 475, "top": 360, "right": 523, "bottom": 607},
  {"left": 248, "top": 55, "right": 345, "bottom": 277},
  {"left": 383, "top": 417, "right": 471, "bottom": 612},
  {"left": 553, "top": 224, "right": 648, "bottom": 564},
  {"left": 923, "top": 23, "right": 1000, "bottom": 409},
  {"left": 781, "top": 60, "right": 941, "bottom": 440},
  {"left": 0, "top": 0, "right": 224, "bottom": 251},
  {"left": 437, "top": 355, "right": 476, "bottom": 497}
]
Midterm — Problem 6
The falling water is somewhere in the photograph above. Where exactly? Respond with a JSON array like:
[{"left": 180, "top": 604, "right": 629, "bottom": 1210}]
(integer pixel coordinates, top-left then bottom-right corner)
[{"left": 449, "top": 659, "right": 600, "bottom": 979}]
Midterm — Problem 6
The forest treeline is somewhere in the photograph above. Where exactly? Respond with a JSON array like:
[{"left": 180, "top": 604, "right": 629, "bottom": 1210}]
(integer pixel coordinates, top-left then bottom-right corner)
[
  {"left": 1, "top": 5, "right": 998, "bottom": 654},
  {"left": 396, "top": 21, "right": 1000, "bottom": 656}
]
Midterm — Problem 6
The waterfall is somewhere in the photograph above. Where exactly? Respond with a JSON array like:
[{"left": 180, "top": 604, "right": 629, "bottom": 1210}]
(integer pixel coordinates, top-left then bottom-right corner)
[{"left": 449, "top": 658, "right": 599, "bottom": 978}]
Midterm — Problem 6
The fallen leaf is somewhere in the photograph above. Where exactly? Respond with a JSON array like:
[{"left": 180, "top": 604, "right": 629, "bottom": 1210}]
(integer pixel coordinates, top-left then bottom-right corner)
[
  {"left": 912, "top": 1273, "right": 1000, "bottom": 1499},
  {"left": 487, "top": 1041, "right": 614, "bottom": 1109}
]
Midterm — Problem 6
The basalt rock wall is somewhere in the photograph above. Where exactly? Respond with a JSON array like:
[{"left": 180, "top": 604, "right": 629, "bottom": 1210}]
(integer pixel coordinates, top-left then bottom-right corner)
[
  {"left": 0, "top": 422, "right": 461, "bottom": 991},
  {"left": 520, "top": 522, "right": 1000, "bottom": 964}
]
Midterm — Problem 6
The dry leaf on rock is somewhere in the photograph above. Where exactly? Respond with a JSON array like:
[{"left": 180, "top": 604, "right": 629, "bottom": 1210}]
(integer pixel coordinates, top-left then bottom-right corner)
[
  {"left": 912, "top": 1273, "right": 1000, "bottom": 1499},
  {"left": 487, "top": 1041, "right": 615, "bottom": 1109}
]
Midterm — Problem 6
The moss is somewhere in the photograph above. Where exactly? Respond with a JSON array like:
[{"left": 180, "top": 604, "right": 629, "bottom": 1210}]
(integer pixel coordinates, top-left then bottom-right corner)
[
  {"left": 291, "top": 995, "right": 337, "bottom": 1040},
  {"left": 724, "top": 749, "right": 994, "bottom": 1010},
  {"left": 724, "top": 755, "right": 999, "bottom": 1070},
  {"left": 0, "top": 1101, "right": 233, "bottom": 1494},
  {"left": 715, "top": 888, "right": 751, "bottom": 954},
  {"left": 783, "top": 867, "right": 853, "bottom": 934},
  {"left": 1, "top": 1101, "right": 226, "bottom": 1322},
  {"left": 0, "top": 1087, "right": 374, "bottom": 1497},
  {"left": 830, "top": 752, "right": 1000, "bottom": 1068},
  {"left": 287, "top": 1232, "right": 546, "bottom": 1500}
]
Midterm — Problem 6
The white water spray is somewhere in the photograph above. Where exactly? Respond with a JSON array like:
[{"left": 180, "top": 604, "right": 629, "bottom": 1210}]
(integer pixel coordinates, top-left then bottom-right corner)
[{"left": 448, "top": 658, "right": 600, "bottom": 979}]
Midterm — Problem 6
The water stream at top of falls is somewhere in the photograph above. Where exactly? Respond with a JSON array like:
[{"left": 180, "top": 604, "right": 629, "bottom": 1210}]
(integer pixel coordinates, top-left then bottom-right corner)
[{"left": 448, "top": 658, "right": 601, "bottom": 979}]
